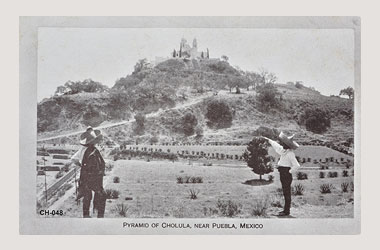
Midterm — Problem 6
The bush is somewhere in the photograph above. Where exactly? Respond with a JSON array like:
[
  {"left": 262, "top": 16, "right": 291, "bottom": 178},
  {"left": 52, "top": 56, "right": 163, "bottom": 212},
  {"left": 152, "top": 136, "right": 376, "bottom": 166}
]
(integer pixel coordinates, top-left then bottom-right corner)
[
  {"left": 216, "top": 199, "right": 242, "bottom": 217},
  {"left": 296, "top": 172, "right": 308, "bottom": 180},
  {"left": 55, "top": 171, "right": 64, "bottom": 179},
  {"left": 341, "top": 182, "right": 349, "bottom": 193},
  {"left": 105, "top": 161, "right": 114, "bottom": 172},
  {"left": 134, "top": 113, "right": 146, "bottom": 135},
  {"left": 320, "top": 164, "right": 329, "bottom": 170},
  {"left": 256, "top": 84, "right": 282, "bottom": 112},
  {"left": 320, "top": 184, "right": 333, "bottom": 194},
  {"left": 113, "top": 176, "right": 120, "bottom": 183},
  {"left": 319, "top": 172, "right": 325, "bottom": 178},
  {"left": 182, "top": 112, "right": 198, "bottom": 136},
  {"left": 251, "top": 197, "right": 269, "bottom": 217},
  {"left": 105, "top": 189, "right": 120, "bottom": 199},
  {"left": 176, "top": 176, "right": 183, "bottom": 184},
  {"left": 268, "top": 175, "right": 274, "bottom": 182},
  {"left": 342, "top": 170, "right": 349, "bottom": 177},
  {"left": 299, "top": 108, "right": 331, "bottom": 134},
  {"left": 205, "top": 99, "right": 233, "bottom": 128},
  {"left": 190, "top": 177, "right": 197, "bottom": 184},
  {"left": 195, "top": 125, "right": 204, "bottom": 138},
  {"left": 328, "top": 172, "right": 338, "bottom": 178},
  {"left": 115, "top": 203, "right": 128, "bottom": 217},
  {"left": 195, "top": 177, "right": 203, "bottom": 183},
  {"left": 188, "top": 189, "right": 199, "bottom": 199},
  {"left": 295, "top": 82, "right": 304, "bottom": 89},
  {"left": 184, "top": 176, "right": 191, "bottom": 184},
  {"left": 293, "top": 184, "right": 305, "bottom": 196}
]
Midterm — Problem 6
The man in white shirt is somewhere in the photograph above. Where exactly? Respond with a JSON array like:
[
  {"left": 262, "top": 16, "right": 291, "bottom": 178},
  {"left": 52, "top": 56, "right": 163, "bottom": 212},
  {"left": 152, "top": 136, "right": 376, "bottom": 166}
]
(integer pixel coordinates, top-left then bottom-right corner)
[{"left": 263, "top": 132, "right": 300, "bottom": 216}]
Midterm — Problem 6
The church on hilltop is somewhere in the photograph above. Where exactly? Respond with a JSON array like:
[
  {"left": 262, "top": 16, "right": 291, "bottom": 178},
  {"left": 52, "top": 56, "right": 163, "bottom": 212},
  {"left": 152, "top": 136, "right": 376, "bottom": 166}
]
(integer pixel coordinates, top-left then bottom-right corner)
[{"left": 172, "top": 38, "right": 210, "bottom": 59}]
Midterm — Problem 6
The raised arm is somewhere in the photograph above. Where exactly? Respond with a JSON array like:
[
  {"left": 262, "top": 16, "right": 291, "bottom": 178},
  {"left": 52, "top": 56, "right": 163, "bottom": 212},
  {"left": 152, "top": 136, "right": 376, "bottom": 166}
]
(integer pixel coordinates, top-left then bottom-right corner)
[{"left": 265, "top": 138, "right": 285, "bottom": 155}]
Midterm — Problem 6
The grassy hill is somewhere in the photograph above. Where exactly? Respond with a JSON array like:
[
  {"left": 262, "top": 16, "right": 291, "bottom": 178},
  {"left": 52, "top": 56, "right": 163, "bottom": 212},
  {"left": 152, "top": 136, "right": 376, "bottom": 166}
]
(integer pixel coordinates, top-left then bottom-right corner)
[{"left": 38, "top": 58, "right": 354, "bottom": 154}]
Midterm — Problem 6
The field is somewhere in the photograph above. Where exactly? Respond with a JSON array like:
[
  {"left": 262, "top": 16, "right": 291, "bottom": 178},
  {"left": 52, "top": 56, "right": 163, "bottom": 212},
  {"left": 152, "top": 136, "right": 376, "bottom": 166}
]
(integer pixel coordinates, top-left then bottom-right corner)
[{"left": 56, "top": 158, "right": 354, "bottom": 218}]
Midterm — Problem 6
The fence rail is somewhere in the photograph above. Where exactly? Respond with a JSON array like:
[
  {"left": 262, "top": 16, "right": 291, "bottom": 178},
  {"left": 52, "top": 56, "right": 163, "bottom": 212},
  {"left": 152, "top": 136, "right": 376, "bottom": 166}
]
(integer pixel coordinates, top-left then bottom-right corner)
[{"left": 38, "top": 166, "right": 79, "bottom": 203}]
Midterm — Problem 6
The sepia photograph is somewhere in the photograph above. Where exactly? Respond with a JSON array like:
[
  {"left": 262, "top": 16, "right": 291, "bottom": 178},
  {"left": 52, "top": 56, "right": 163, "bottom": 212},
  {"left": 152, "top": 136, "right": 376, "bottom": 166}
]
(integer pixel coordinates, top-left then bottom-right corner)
[{"left": 19, "top": 16, "right": 360, "bottom": 234}]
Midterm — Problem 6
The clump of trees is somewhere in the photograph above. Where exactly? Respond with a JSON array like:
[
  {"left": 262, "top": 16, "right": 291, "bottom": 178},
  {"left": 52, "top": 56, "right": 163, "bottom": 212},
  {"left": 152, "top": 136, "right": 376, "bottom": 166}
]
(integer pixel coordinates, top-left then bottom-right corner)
[
  {"left": 55, "top": 79, "right": 108, "bottom": 96},
  {"left": 256, "top": 83, "right": 282, "bottom": 112},
  {"left": 299, "top": 108, "right": 331, "bottom": 134},
  {"left": 205, "top": 99, "right": 233, "bottom": 128},
  {"left": 339, "top": 87, "right": 354, "bottom": 99},
  {"left": 243, "top": 137, "right": 273, "bottom": 181}
]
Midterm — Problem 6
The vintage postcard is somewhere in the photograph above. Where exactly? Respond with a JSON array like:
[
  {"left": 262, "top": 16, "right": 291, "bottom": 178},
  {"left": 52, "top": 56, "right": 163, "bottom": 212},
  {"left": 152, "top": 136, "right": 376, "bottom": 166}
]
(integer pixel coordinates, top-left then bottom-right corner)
[{"left": 19, "top": 16, "right": 361, "bottom": 234}]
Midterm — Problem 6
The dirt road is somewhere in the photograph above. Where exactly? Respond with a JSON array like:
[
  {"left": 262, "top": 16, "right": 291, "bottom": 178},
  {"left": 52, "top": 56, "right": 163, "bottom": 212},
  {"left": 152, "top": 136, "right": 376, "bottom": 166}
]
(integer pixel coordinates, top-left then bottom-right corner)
[{"left": 37, "top": 93, "right": 212, "bottom": 142}]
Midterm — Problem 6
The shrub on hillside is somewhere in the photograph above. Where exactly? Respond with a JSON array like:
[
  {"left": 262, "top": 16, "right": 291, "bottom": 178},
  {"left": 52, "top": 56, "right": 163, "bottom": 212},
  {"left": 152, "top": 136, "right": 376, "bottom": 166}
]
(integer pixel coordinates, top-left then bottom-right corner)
[
  {"left": 299, "top": 108, "right": 331, "bottom": 134},
  {"left": 295, "top": 82, "right": 304, "bottom": 89},
  {"left": 134, "top": 113, "right": 146, "bottom": 135},
  {"left": 195, "top": 125, "right": 204, "bottom": 138},
  {"left": 54, "top": 79, "right": 109, "bottom": 96},
  {"left": 256, "top": 84, "right": 282, "bottom": 112},
  {"left": 319, "top": 172, "right": 325, "bottom": 178},
  {"left": 205, "top": 99, "right": 233, "bottom": 128},
  {"left": 182, "top": 112, "right": 198, "bottom": 136}
]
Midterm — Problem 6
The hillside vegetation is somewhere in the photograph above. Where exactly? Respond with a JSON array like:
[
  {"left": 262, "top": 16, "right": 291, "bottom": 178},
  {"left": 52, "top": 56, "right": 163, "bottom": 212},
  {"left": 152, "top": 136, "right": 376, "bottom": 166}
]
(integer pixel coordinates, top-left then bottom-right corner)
[{"left": 38, "top": 58, "right": 354, "bottom": 154}]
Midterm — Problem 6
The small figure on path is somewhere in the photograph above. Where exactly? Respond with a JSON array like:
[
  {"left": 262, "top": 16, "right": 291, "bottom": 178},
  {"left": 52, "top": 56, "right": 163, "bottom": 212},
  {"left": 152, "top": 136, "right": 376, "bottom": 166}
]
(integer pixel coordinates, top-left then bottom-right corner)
[{"left": 262, "top": 132, "right": 300, "bottom": 216}]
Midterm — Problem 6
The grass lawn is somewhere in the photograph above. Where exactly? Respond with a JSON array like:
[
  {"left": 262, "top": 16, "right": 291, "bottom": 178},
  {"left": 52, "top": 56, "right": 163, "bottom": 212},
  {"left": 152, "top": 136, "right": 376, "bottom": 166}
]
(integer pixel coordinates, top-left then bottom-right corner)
[{"left": 57, "top": 159, "right": 354, "bottom": 218}]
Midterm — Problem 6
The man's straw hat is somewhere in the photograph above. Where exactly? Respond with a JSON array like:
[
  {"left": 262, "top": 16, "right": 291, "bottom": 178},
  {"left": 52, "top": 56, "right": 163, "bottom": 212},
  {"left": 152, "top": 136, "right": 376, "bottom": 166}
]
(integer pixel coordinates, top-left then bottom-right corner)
[
  {"left": 279, "top": 131, "right": 299, "bottom": 150},
  {"left": 80, "top": 129, "right": 103, "bottom": 146}
]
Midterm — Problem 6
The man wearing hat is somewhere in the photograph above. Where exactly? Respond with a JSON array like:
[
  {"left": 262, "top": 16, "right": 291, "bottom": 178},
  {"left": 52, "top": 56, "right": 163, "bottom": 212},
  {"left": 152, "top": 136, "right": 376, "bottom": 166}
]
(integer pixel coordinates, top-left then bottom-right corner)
[
  {"left": 263, "top": 132, "right": 300, "bottom": 216},
  {"left": 76, "top": 127, "right": 107, "bottom": 218}
]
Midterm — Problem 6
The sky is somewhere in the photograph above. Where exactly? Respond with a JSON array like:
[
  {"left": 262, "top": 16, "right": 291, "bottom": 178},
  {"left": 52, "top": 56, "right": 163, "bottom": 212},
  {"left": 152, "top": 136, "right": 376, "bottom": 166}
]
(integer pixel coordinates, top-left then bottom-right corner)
[{"left": 38, "top": 28, "right": 354, "bottom": 101}]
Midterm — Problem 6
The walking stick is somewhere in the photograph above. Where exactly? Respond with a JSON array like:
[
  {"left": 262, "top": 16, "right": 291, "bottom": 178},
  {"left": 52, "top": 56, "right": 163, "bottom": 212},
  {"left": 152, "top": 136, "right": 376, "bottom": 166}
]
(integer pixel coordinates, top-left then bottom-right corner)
[{"left": 74, "top": 164, "right": 79, "bottom": 205}]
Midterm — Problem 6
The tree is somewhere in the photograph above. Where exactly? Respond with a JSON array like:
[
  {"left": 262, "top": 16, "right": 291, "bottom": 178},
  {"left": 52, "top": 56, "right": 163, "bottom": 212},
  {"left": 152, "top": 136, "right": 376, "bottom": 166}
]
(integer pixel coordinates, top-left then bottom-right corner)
[
  {"left": 195, "top": 125, "right": 204, "bottom": 138},
  {"left": 206, "top": 99, "right": 233, "bottom": 128},
  {"left": 55, "top": 79, "right": 108, "bottom": 95},
  {"left": 339, "top": 87, "right": 354, "bottom": 99},
  {"left": 134, "top": 113, "right": 146, "bottom": 135},
  {"left": 299, "top": 108, "right": 331, "bottom": 134},
  {"left": 245, "top": 71, "right": 262, "bottom": 91},
  {"left": 256, "top": 84, "right": 282, "bottom": 111},
  {"left": 221, "top": 55, "right": 229, "bottom": 62},
  {"left": 259, "top": 68, "right": 277, "bottom": 85},
  {"left": 133, "top": 58, "right": 149, "bottom": 75},
  {"left": 243, "top": 137, "right": 273, "bottom": 180},
  {"left": 182, "top": 112, "right": 198, "bottom": 136}
]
